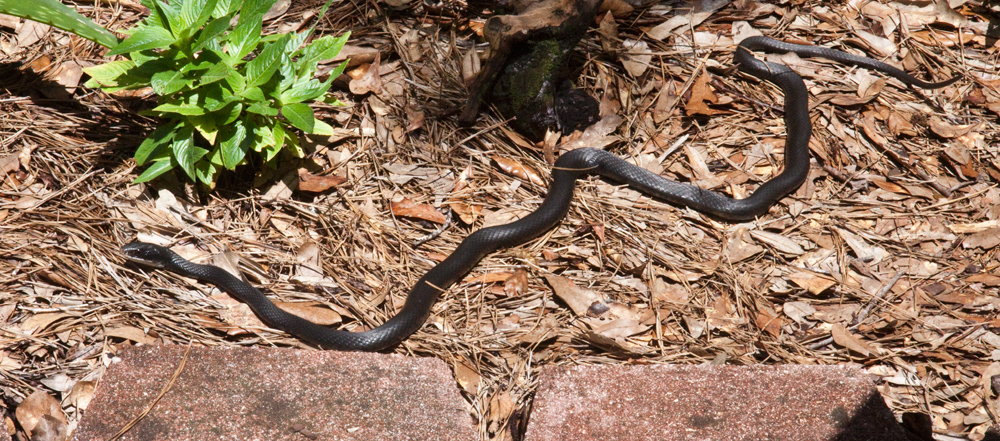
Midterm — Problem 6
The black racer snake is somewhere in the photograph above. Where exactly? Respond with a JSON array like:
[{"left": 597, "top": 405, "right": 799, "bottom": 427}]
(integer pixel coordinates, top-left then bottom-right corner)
[{"left": 122, "top": 36, "right": 959, "bottom": 351}]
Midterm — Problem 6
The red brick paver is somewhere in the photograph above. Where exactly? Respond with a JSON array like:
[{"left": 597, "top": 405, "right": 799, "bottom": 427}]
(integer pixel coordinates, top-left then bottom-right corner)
[
  {"left": 525, "top": 363, "right": 911, "bottom": 441},
  {"left": 72, "top": 345, "right": 475, "bottom": 441}
]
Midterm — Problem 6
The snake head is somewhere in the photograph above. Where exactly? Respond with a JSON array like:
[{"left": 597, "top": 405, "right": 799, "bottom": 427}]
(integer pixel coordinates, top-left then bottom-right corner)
[{"left": 121, "top": 241, "right": 176, "bottom": 270}]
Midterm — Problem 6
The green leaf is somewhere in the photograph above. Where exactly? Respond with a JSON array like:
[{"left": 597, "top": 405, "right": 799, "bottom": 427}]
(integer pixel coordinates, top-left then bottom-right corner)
[
  {"left": 134, "top": 122, "right": 178, "bottom": 165},
  {"left": 201, "top": 62, "right": 234, "bottom": 86},
  {"left": 188, "top": 114, "right": 219, "bottom": 144},
  {"left": 246, "top": 102, "right": 278, "bottom": 116},
  {"left": 226, "top": 9, "right": 262, "bottom": 60},
  {"left": 0, "top": 0, "right": 120, "bottom": 48},
  {"left": 150, "top": 70, "right": 190, "bottom": 95},
  {"left": 191, "top": 12, "right": 234, "bottom": 52},
  {"left": 185, "top": 0, "right": 218, "bottom": 36},
  {"left": 311, "top": 118, "right": 334, "bottom": 136},
  {"left": 133, "top": 158, "right": 176, "bottom": 183},
  {"left": 218, "top": 118, "right": 250, "bottom": 169},
  {"left": 108, "top": 25, "right": 175, "bottom": 56},
  {"left": 241, "top": 86, "right": 264, "bottom": 102},
  {"left": 213, "top": 0, "right": 242, "bottom": 17},
  {"left": 282, "top": 103, "right": 314, "bottom": 133},
  {"left": 297, "top": 33, "right": 349, "bottom": 75},
  {"left": 195, "top": 160, "right": 218, "bottom": 186},
  {"left": 241, "top": 0, "right": 274, "bottom": 19},
  {"left": 152, "top": 102, "right": 206, "bottom": 116},
  {"left": 280, "top": 77, "right": 332, "bottom": 104},
  {"left": 172, "top": 126, "right": 208, "bottom": 181},
  {"left": 82, "top": 60, "right": 136, "bottom": 87},
  {"left": 245, "top": 35, "right": 289, "bottom": 88},
  {"left": 153, "top": 0, "right": 184, "bottom": 38}
]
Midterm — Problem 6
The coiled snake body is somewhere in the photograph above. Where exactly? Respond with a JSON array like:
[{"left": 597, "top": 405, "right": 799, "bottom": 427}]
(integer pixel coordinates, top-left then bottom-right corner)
[{"left": 122, "top": 37, "right": 958, "bottom": 351}]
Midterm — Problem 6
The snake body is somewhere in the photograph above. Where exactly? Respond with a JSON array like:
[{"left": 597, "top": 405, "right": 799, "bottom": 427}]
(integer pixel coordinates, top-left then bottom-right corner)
[{"left": 122, "top": 37, "right": 958, "bottom": 351}]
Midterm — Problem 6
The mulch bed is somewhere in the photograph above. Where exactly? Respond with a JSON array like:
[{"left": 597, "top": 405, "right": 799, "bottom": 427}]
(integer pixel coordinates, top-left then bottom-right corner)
[{"left": 1, "top": 0, "right": 998, "bottom": 440}]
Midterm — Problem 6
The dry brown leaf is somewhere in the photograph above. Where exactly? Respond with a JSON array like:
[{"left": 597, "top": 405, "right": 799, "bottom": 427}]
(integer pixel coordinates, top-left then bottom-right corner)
[
  {"left": 962, "top": 227, "right": 1000, "bottom": 250},
  {"left": 104, "top": 326, "right": 156, "bottom": 344},
  {"left": 831, "top": 323, "right": 874, "bottom": 356},
  {"left": 449, "top": 202, "right": 482, "bottom": 225},
  {"left": 503, "top": 269, "right": 528, "bottom": 296},
  {"left": 454, "top": 361, "right": 482, "bottom": 395},
  {"left": 749, "top": 230, "right": 804, "bottom": 255},
  {"left": 390, "top": 198, "right": 447, "bottom": 224},
  {"left": 487, "top": 391, "right": 514, "bottom": 436},
  {"left": 788, "top": 271, "right": 837, "bottom": 295},
  {"left": 297, "top": 169, "right": 347, "bottom": 193},
  {"left": 928, "top": 117, "right": 977, "bottom": 138},
  {"left": 492, "top": 156, "right": 545, "bottom": 186},
  {"left": 755, "top": 308, "right": 782, "bottom": 338},
  {"left": 707, "top": 294, "right": 743, "bottom": 332},
  {"left": 275, "top": 302, "right": 342, "bottom": 326},
  {"left": 348, "top": 53, "right": 382, "bottom": 95},
  {"left": 783, "top": 301, "right": 816, "bottom": 324},
  {"left": 67, "top": 380, "right": 96, "bottom": 411},
  {"left": 19, "top": 312, "right": 68, "bottom": 334},
  {"left": 543, "top": 274, "right": 606, "bottom": 317},
  {"left": 684, "top": 72, "right": 722, "bottom": 116},
  {"left": 14, "top": 390, "right": 66, "bottom": 438},
  {"left": 621, "top": 39, "right": 651, "bottom": 77}
]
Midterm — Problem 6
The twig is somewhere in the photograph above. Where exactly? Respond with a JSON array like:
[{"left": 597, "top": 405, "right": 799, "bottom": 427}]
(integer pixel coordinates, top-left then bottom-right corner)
[{"left": 413, "top": 207, "right": 453, "bottom": 248}]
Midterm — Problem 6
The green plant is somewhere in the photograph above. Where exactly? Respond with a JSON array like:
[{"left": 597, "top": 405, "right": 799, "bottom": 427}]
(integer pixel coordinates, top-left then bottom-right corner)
[
  {"left": 83, "top": 0, "right": 348, "bottom": 185},
  {"left": 0, "top": 0, "right": 120, "bottom": 48}
]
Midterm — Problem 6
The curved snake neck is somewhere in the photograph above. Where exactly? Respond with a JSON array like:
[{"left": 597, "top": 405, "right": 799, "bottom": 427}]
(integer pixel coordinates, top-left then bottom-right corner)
[{"left": 121, "top": 37, "right": 959, "bottom": 351}]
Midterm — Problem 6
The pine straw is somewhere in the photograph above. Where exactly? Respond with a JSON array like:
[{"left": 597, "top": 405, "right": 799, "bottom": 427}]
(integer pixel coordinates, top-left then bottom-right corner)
[{"left": 1, "top": 0, "right": 998, "bottom": 440}]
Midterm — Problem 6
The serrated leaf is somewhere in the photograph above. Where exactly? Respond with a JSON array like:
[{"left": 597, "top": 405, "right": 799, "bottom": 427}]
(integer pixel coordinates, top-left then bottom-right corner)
[
  {"left": 152, "top": 0, "right": 184, "bottom": 39},
  {"left": 134, "top": 122, "right": 178, "bottom": 165},
  {"left": 195, "top": 160, "right": 218, "bottom": 186},
  {"left": 213, "top": 0, "right": 241, "bottom": 17},
  {"left": 241, "top": 86, "right": 264, "bottom": 102},
  {"left": 192, "top": 13, "right": 235, "bottom": 52},
  {"left": 226, "top": 9, "right": 262, "bottom": 61},
  {"left": 245, "top": 35, "right": 289, "bottom": 88},
  {"left": 108, "top": 25, "right": 175, "bottom": 56},
  {"left": 185, "top": 0, "right": 218, "bottom": 37},
  {"left": 218, "top": 118, "right": 250, "bottom": 169},
  {"left": 82, "top": 60, "right": 136, "bottom": 87},
  {"left": 133, "top": 158, "right": 176, "bottom": 183},
  {"left": 150, "top": 70, "right": 190, "bottom": 95},
  {"left": 152, "top": 102, "right": 206, "bottom": 115},
  {"left": 282, "top": 103, "right": 314, "bottom": 133},
  {"left": 172, "top": 127, "right": 208, "bottom": 181},
  {"left": 297, "top": 33, "right": 349, "bottom": 75},
  {"left": 280, "top": 77, "right": 332, "bottom": 104}
]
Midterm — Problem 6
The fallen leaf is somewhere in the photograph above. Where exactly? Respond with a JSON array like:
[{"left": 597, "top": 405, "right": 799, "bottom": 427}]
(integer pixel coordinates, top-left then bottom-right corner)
[
  {"left": 831, "top": 323, "right": 874, "bottom": 356},
  {"left": 783, "top": 301, "right": 816, "bottom": 324},
  {"left": 543, "top": 274, "right": 606, "bottom": 317},
  {"left": 788, "top": 271, "right": 837, "bottom": 295},
  {"left": 684, "top": 71, "right": 723, "bottom": 116},
  {"left": 67, "top": 380, "right": 96, "bottom": 410},
  {"left": 297, "top": 169, "right": 347, "bottom": 192},
  {"left": 755, "top": 308, "right": 782, "bottom": 338},
  {"left": 348, "top": 53, "right": 382, "bottom": 95},
  {"left": 453, "top": 361, "right": 481, "bottom": 395},
  {"left": 390, "top": 198, "right": 447, "bottom": 224},
  {"left": 749, "top": 230, "right": 804, "bottom": 255},
  {"left": 621, "top": 39, "right": 651, "bottom": 77},
  {"left": 503, "top": 269, "right": 528, "bottom": 296},
  {"left": 104, "top": 326, "right": 156, "bottom": 344},
  {"left": 275, "top": 302, "right": 342, "bottom": 326},
  {"left": 492, "top": 156, "right": 545, "bottom": 186},
  {"left": 14, "top": 391, "right": 66, "bottom": 438}
]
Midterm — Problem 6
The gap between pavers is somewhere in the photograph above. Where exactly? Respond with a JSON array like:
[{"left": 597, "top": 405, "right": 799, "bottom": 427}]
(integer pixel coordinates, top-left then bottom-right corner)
[
  {"left": 524, "top": 363, "right": 915, "bottom": 441},
  {"left": 71, "top": 345, "right": 476, "bottom": 441}
]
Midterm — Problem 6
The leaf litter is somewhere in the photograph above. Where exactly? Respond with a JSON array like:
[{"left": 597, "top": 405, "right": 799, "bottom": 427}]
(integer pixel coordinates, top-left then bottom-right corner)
[{"left": 0, "top": 0, "right": 999, "bottom": 440}]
